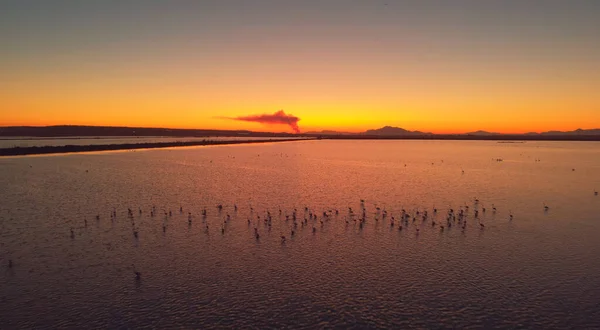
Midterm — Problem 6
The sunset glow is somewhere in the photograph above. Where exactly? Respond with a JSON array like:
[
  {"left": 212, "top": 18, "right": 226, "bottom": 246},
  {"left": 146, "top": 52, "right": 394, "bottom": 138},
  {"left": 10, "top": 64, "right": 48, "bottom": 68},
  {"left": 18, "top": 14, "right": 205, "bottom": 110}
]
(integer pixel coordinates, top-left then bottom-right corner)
[{"left": 2, "top": 1, "right": 599, "bottom": 134}]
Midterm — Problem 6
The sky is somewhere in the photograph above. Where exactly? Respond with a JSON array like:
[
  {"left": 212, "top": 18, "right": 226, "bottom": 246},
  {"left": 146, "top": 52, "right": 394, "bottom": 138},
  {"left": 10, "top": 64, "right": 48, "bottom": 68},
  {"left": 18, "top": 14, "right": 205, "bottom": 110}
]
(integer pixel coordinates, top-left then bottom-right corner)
[{"left": 1, "top": 0, "right": 599, "bottom": 134}]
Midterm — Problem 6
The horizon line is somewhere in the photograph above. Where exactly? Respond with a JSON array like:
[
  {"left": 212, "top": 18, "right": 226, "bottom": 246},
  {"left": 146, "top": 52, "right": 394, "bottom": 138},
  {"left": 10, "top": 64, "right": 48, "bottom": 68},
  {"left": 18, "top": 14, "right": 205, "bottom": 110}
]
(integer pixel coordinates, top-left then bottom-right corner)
[{"left": 1, "top": 124, "right": 599, "bottom": 136}]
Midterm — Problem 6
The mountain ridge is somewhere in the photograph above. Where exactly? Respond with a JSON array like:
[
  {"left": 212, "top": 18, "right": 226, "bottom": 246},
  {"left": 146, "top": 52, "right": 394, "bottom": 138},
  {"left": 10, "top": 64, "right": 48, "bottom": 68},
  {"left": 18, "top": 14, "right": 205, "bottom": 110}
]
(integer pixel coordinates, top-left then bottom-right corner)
[{"left": 363, "top": 126, "right": 431, "bottom": 135}]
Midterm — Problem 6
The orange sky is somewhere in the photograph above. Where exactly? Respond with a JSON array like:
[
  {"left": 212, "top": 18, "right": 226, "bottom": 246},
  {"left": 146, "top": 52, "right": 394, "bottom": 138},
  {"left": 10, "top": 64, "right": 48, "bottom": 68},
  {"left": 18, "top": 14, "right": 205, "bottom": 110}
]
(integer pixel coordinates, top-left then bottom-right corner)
[{"left": 2, "top": 1, "right": 599, "bottom": 134}]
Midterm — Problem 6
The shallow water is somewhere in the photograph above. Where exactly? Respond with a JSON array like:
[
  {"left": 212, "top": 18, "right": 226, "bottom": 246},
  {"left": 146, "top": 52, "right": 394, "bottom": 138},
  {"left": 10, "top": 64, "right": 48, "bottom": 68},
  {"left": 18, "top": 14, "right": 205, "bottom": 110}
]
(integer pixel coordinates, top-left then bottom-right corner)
[{"left": 1, "top": 140, "right": 599, "bottom": 328}]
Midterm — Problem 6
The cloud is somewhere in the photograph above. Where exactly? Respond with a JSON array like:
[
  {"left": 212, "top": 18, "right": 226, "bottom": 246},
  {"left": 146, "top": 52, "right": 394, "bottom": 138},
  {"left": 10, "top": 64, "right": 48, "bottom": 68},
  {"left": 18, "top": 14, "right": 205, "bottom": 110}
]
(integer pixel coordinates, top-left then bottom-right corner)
[{"left": 224, "top": 110, "right": 301, "bottom": 133}]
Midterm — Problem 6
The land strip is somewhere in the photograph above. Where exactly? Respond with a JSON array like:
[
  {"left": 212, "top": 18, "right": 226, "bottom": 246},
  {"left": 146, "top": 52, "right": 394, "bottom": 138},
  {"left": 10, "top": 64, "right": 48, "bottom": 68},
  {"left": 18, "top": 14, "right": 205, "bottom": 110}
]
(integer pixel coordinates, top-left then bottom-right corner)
[{"left": 0, "top": 138, "right": 308, "bottom": 156}]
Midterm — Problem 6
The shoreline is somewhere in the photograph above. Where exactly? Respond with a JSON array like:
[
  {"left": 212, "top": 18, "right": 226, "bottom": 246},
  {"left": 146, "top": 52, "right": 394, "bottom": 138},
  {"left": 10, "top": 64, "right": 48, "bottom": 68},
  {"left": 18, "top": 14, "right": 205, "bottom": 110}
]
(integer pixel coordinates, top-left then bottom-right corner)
[
  {"left": 0, "top": 138, "right": 309, "bottom": 156},
  {"left": 1, "top": 135, "right": 599, "bottom": 157},
  {"left": 319, "top": 135, "right": 600, "bottom": 141}
]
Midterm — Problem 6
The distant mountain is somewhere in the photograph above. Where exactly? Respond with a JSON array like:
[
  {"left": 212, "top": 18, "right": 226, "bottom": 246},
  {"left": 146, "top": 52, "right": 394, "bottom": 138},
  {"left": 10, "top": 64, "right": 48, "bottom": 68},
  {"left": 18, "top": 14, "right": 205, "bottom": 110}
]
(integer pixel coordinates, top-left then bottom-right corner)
[
  {"left": 524, "top": 128, "right": 600, "bottom": 136},
  {"left": 541, "top": 128, "right": 600, "bottom": 135},
  {"left": 466, "top": 130, "right": 501, "bottom": 136},
  {"left": 363, "top": 126, "right": 429, "bottom": 136}
]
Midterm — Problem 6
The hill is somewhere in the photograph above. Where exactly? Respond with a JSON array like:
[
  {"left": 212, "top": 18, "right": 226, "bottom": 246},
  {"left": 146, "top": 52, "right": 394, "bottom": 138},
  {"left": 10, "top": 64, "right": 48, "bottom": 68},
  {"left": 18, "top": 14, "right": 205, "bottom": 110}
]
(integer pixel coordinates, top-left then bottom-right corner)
[{"left": 363, "top": 126, "right": 430, "bottom": 136}]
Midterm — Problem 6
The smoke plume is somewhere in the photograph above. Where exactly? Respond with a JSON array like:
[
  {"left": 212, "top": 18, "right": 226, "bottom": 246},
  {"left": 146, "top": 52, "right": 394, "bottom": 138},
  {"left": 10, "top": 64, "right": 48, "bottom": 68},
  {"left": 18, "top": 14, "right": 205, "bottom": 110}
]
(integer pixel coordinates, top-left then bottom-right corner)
[{"left": 229, "top": 110, "right": 301, "bottom": 133}]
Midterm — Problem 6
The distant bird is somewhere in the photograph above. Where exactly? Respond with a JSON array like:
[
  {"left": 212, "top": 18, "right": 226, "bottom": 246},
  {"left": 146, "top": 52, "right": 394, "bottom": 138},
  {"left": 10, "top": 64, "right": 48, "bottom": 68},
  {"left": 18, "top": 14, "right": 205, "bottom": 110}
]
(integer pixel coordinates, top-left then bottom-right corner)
[
  {"left": 132, "top": 264, "right": 141, "bottom": 280},
  {"left": 595, "top": 190, "right": 598, "bottom": 196}
]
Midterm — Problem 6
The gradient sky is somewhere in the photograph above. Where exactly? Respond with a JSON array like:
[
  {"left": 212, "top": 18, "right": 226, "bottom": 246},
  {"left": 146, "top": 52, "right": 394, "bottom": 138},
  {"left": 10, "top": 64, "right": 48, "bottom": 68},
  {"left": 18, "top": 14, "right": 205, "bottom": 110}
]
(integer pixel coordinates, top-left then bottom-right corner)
[{"left": 2, "top": 0, "right": 600, "bottom": 133}]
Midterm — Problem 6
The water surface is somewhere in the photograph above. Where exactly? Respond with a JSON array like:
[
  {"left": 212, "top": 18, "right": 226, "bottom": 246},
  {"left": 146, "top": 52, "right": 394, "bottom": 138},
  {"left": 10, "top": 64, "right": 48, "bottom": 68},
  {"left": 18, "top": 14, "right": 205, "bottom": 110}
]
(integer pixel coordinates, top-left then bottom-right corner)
[{"left": 1, "top": 140, "right": 599, "bottom": 328}]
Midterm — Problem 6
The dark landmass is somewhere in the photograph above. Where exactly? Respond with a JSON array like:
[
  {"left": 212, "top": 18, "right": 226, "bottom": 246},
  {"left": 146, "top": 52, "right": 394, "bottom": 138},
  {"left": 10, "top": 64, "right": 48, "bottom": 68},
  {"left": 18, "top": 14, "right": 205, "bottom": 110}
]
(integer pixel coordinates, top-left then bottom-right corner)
[
  {"left": 363, "top": 126, "right": 430, "bottom": 135},
  {"left": 0, "top": 125, "right": 297, "bottom": 138},
  {"left": 1, "top": 125, "right": 599, "bottom": 141},
  {"left": 0, "top": 138, "right": 305, "bottom": 156},
  {"left": 321, "top": 134, "right": 600, "bottom": 141},
  {"left": 535, "top": 128, "right": 600, "bottom": 136},
  {"left": 303, "top": 127, "right": 600, "bottom": 139},
  {"left": 465, "top": 130, "right": 502, "bottom": 136},
  {"left": 313, "top": 127, "right": 600, "bottom": 140}
]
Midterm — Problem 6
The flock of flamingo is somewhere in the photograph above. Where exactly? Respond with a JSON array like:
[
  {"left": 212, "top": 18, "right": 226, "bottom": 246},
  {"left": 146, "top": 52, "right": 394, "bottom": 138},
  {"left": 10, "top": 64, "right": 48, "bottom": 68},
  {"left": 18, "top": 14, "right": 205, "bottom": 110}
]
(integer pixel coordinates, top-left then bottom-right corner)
[{"left": 6, "top": 188, "right": 598, "bottom": 279}]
